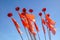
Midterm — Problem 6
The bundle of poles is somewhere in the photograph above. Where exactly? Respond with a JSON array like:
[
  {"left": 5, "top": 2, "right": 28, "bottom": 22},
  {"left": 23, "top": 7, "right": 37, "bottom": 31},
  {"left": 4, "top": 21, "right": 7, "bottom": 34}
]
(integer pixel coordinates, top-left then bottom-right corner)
[{"left": 7, "top": 7, "right": 56, "bottom": 40}]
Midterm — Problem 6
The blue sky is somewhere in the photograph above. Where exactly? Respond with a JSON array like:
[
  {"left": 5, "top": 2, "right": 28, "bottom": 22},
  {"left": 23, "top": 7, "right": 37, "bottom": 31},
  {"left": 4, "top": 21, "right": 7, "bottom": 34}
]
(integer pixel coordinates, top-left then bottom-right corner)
[{"left": 0, "top": 0, "right": 60, "bottom": 40}]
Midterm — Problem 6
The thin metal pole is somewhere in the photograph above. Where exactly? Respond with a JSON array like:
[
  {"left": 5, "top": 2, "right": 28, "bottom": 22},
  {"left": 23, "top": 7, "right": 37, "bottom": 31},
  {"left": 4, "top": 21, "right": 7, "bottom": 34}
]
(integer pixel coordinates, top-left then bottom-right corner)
[
  {"left": 24, "top": 27, "right": 30, "bottom": 40},
  {"left": 30, "top": 13, "right": 41, "bottom": 40},
  {"left": 24, "top": 13, "right": 34, "bottom": 40},
  {"left": 44, "top": 12, "right": 51, "bottom": 40},
  {"left": 17, "top": 12, "right": 30, "bottom": 40},
  {"left": 37, "top": 32, "right": 41, "bottom": 40},
  {"left": 29, "top": 31, "right": 33, "bottom": 40},
  {"left": 48, "top": 28, "right": 51, "bottom": 40},
  {"left": 40, "top": 16, "right": 46, "bottom": 40},
  {"left": 19, "top": 33, "right": 24, "bottom": 40},
  {"left": 33, "top": 35, "right": 36, "bottom": 40}
]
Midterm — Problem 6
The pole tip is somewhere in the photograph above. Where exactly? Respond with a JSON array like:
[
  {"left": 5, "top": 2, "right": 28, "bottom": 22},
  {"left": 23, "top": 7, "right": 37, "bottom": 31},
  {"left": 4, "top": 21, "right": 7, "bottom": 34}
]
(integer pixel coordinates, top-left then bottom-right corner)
[
  {"left": 7, "top": 12, "right": 13, "bottom": 17},
  {"left": 42, "top": 8, "right": 46, "bottom": 12},
  {"left": 39, "top": 12, "right": 42, "bottom": 16},
  {"left": 22, "top": 8, "right": 26, "bottom": 12},
  {"left": 15, "top": 7, "right": 20, "bottom": 11},
  {"left": 29, "top": 9, "right": 33, "bottom": 13}
]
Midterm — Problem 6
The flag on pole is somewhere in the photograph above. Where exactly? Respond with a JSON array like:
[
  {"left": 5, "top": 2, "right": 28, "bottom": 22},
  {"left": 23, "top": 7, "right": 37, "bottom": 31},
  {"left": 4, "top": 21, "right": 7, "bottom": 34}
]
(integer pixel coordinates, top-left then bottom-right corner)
[
  {"left": 45, "top": 14, "right": 56, "bottom": 25},
  {"left": 7, "top": 13, "right": 22, "bottom": 34}
]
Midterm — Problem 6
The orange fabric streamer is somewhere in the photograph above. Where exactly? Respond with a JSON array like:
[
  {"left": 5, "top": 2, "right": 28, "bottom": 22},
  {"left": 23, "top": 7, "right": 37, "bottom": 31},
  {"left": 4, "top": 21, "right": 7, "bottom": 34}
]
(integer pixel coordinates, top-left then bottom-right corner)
[
  {"left": 18, "top": 12, "right": 37, "bottom": 36},
  {"left": 41, "top": 18, "right": 46, "bottom": 34},
  {"left": 27, "top": 19, "right": 36, "bottom": 36},
  {"left": 28, "top": 25, "right": 36, "bottom": 36},
  {"left": 42, "top": 18, "right": 46, "bottom": 25},
  {"left": 34, "top": 22, "right": 39, "bottom": 32},
  {"left": 45, "top": 14, "right": 56, "bottom": 25},
  {"left": 18, "top": 13, "right": 29, "bottom": 28},
  {"left": 46, "top": 22, "right": 56, "bottom": 35},
  {"left": 11, "top": 17, "right": 22, "bottom": 34},
  {"left": 51, "top": 28, "right": 56, "bottom": 35},
  {"left": 26, "top": 14, "right": 39, "bottom": 32},
  {"left": 18, "top": 12, "right": 36, "bottom": 35},
  {"left": 26, "top": 13, "right": 37, "bottom": 36},
  {"left": 26, "top": 14, "right": 35, "bottom": 21},
  {"left": 42, "top": 26, "right": 46, "bottom": 34}
]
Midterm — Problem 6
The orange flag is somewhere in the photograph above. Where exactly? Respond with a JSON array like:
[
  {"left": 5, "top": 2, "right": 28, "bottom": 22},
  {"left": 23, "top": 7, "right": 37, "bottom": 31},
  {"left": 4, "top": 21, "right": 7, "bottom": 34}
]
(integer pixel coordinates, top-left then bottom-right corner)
[
  {"left": 45, "top": 14, "right": 56, "bottom": 35},
  {"left": 28, "top": 21, "right": 36, "bottom": 36},
  {"left": 42, "top": 26, "right": 46, "bottom": 34},
  {"left": 18, "top": 13, "right": 29, "bottom": 28},
  {"left": 11, "top": 18, "right": 22, "bottom": 34},
  {"left": 18, "top": 11, "right": 36, "bottom": 36},
  {"left": 45, "top": 14, "right": 56, "bottom": 25},
  {"left": 25, "top": 13, "right": 36, "bottom": 36},
  {"left": 18, "top": 12, "right": 36, "bottom": 35},
  {"left": 51, "top": 28, "right": 56, "bottom": 35},
  {"left": 42, "top": 18, "right": 46, "bottom": 25},
  {"left": 46, "top": 22, "right": 56, "bottom": 35},
  {"left": 26, "top": 13, "right": 35, "bottom": 21},
  {"left": 39, "top": 12, "right": 46, "bottom": 34},
  {"left": 26, "top": 13, "right": 39, "bottom": 32},
  {"left": 42, "top": 18, "right": 46, "bottom": 34},
  {"left": 7, "top": 13, "right": 22, "bottom": 34},
  {"left": 34, "top": 22, "right": 39, "bottom": 32}
]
